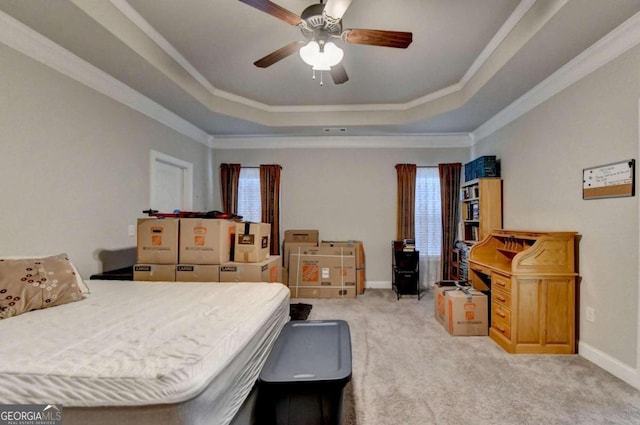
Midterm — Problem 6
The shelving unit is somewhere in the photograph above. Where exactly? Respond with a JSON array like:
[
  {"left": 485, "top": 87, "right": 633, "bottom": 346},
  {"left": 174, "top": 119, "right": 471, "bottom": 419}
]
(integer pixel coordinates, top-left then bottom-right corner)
[
  {"left": 456, "top": 178, "right": 502, "bottom": 280},
  {"left": 391, "top": 241, "right": 421, "bottom": 300},
  {"left": 468, "top": 230, "right": 579, "bottom": 354},
  {"left": 460, "top": 178, "right": 502, "bottom": 244}
]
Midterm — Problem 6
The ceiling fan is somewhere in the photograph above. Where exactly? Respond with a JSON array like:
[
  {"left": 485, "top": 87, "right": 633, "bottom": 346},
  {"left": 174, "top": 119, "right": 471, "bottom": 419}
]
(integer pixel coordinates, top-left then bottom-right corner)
[{"left": 239, "top": 0, "right": 413, "bottom": 85}]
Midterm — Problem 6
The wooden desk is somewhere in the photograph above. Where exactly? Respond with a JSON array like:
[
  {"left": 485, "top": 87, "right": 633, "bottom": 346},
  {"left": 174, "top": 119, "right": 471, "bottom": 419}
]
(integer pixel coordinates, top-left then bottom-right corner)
[{"left": 469, "top": 230, "right": 579, "bottom": 354}]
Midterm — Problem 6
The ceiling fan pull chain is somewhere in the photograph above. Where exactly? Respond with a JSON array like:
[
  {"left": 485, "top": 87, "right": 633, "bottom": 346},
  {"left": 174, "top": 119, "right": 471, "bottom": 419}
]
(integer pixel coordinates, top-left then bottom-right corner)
[
  {"left": 320, "top": 71, "right": 324, "bottom": 86},
  {"left": 312, "top": 68, "right": 316, "bottom": 80}
]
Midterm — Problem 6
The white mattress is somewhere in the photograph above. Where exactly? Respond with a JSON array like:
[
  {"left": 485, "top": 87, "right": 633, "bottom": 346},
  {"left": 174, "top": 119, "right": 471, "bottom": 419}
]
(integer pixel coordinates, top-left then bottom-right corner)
[{"left": 0, "top": 281, "right": 290, "bottom": 425}]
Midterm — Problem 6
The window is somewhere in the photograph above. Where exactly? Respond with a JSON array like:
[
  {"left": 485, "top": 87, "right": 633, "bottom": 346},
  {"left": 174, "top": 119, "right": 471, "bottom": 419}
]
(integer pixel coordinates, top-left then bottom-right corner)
[
  {"left": 415, "top": 167, "right": 441, "bottom": 256},
  {"left": 237, "top": 167, "right": 261, "bottom": 222}
]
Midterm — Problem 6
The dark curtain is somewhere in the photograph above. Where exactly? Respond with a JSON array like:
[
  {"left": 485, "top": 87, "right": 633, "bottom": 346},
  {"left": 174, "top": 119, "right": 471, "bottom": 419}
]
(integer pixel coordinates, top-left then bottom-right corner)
[
  {"left": 260, "top": 164, "right": 282, "bottom": 255},
  {"left": 220, "top": 163, "right": 241, "bottom": 214},
  {"left": 438, "top": 163, "right": 462, "bottom": 280},
  {"left": 395, "top": 164, "right": 417, "bottom": 240}
]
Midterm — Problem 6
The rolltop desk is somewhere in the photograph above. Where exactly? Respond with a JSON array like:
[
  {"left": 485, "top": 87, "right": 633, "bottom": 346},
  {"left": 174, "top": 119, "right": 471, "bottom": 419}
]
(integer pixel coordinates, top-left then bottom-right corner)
[{"left": 468, "top": 230, "right": 579, "bottom": 354}]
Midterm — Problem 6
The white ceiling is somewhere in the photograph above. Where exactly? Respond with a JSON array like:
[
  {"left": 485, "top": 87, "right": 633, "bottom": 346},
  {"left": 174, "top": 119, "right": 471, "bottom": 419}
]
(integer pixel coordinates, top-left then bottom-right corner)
[{"left": 1, "top": 0, "right": 640, "bottom": 140}]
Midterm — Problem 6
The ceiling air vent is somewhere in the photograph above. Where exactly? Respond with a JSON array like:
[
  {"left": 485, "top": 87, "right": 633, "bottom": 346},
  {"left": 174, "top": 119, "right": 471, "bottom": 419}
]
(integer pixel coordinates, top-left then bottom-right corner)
[{"left": 323, "top": 127, "right": 347, "bottom": 134}]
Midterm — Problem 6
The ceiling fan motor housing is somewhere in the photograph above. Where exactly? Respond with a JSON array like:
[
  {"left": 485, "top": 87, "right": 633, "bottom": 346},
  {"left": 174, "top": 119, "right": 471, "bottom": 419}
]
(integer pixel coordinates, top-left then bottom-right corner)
[{"left": 300, "top": 3, "right": 342, "bottom": 41}]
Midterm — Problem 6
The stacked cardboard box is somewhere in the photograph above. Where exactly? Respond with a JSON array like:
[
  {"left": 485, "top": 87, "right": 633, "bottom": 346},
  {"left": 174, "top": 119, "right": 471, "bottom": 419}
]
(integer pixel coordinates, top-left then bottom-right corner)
[
  {"left": 434, "top": 281, "right": 488, "bottom": 336},
  {"left": 215, "top": 222, "right": 284, "bottom": 284},
  {"left": 134, "top": 218, "right": 282, "bottom": 284},
  {"left": 288, "top": 246, "right": 357, "bottom": 299},
  {"left": 220, "top": 256, "right": 281, "bottom": 283},
  {"left": 135, "top": 218, "right": 180, "bottom": 281},
  {"left": 282, "top": 230, "right": 319, "bottom": 268},
  {"left": 234, "top": 222, "right": 271, "bottom": 263},
  {"left": 135, "top": 218, "right": 234, "bottom": 282},
  {"left": 281, "top": 230, "right": 319, "bottom": 290},
  {"left": 321, "top": 240, "right": 365, "bottom": 294}
]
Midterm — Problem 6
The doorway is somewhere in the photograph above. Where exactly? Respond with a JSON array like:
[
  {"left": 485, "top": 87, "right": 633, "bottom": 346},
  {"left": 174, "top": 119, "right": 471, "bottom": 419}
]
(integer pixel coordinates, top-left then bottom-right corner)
[{"left": 150, "top": 150, "right": 193, "bottom": 212}]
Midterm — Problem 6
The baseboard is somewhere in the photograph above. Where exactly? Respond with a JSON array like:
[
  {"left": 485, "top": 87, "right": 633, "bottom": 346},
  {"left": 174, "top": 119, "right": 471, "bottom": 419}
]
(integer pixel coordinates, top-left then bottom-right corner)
[
  {"left": 579, "top": 341, "right": 639, "bottom": 390},
  {"left": 366, "top": 281, "right": 392, "bottom": 289}
]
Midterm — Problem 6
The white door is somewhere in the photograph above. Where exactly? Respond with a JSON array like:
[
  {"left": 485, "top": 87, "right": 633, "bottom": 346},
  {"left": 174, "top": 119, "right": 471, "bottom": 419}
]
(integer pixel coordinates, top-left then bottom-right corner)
[{"left": 150, "top": 150, "right": 193, "bottom": 212}]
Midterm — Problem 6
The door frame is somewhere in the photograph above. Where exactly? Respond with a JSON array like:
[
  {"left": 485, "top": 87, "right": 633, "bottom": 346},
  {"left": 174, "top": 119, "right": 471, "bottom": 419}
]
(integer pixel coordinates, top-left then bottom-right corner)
[{"left": 149, "top": 150, "right": 193, "bottom": 211}]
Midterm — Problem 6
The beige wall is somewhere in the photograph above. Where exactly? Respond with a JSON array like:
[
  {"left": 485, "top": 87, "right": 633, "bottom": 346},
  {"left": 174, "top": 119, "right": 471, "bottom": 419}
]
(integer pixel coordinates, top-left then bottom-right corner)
[
  {"left": 0, "top": 44, "right": 209, "bottom": 276},
  {"left": 474, "top": 45, "right": 640, "bottom": 370},
  {"left": 212, "top": 147, "right": 468, "bottom": 284}
]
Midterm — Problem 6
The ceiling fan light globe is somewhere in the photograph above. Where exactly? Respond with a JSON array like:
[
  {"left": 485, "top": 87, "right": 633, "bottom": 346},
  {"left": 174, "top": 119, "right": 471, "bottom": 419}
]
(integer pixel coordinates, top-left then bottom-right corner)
[
  {"left": 312, "top": 64, "right": 331, "bottom": 71},
  {"left": 299, "top": 41, "right": 320, "bottom": 66},
  {"left": 300, "top": 41, "right": 344, "bottom": 69},
  {"left": 323, "top": 42, "right": 344, "bottom": 67}
]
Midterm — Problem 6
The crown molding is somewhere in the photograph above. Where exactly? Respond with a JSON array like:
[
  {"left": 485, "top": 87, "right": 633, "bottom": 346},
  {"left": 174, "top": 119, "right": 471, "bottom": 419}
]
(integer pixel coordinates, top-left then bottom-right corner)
[
  {"left": 108, "top": 0, "right": 533, "bottom": 116},
  {"left": 4, "top": 1, "right": 635, "bottom": 146},
  {"left": 209, "top": 134, "right": 473, "bottom": 149},
  {"left": 0, "top": 8, "right": 209, "bottom": 146},
  {"left": 472, "top": 10, "right": 640, "bottom": 142}
]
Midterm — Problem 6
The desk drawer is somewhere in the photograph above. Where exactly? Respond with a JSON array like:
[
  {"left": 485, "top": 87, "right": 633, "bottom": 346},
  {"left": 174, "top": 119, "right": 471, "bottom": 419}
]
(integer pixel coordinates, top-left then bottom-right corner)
[
  {"left": 492, "top": 303, "right": 511, "bottom": 327},
  {"left": 491, "top": 272, "right": 512, "bottom": 293},
  {"left": 470, "top": 263, "right": 491, "bottom": 276},
  {"left": 491, "top": 304, "right": 511, "bottom": 339},
  {"left": 492, "top": 288, "right": 511, "bottom": 308}
]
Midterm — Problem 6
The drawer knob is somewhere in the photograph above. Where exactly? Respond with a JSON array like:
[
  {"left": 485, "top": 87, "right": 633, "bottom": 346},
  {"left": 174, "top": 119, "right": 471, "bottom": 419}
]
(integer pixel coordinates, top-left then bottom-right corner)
[
  {"left": 495, "top": 325, "right": 506, "bottom": 333},
  {"left": 496, "top": 295, "right": 506, "bottom": 302},
  {"left": 497, "top": 310, "right": 506, "bottom": 318}
]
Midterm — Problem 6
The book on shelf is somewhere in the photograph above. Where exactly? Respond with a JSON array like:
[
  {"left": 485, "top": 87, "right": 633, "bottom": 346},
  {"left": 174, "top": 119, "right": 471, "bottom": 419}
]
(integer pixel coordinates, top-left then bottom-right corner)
[
  {"left": 471, "top": 202, "right": 479, "bottom": 220},
  {"left": 465, "top": 202, "right": 479, "bottom": 221}
]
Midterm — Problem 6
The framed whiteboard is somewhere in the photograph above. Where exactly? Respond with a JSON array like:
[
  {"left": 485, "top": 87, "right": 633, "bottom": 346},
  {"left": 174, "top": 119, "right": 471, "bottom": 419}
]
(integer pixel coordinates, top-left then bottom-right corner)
[{"left": 583, "top": 159, "right": 635, "bottom": 199}]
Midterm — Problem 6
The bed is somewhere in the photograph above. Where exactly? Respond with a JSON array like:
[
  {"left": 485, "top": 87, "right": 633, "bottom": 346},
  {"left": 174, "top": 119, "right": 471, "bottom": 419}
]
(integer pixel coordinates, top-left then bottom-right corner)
[{"left": 0, "top": 278, "right": 290, "bottom": 425}]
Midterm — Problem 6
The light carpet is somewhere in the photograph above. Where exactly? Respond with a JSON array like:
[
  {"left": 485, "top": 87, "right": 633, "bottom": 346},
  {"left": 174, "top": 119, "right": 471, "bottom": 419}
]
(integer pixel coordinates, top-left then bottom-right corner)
[{"left": 297, "top": 289, "right": 640, "bottom": 425}]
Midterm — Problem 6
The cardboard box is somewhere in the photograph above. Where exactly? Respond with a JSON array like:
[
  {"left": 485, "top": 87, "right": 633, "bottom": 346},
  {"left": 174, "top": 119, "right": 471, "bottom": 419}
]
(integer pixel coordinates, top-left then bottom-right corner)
[
  {"left": 288, "top": 247, "right": 356, "bottom": 288},
  {"left": 175, "top": 264, "right": 220, "bottom": 282},
  {"left": 283, "top": 242, "right": 319, "bottom": 268},
  {"left": 290, "top": 286, "right": 356, "bottom": 299},
  {"left": 445, "top": 289, "right": 488, "bottom": 336},
  {"left": 220, "top": 256, "right": 282, "bottom": 283},
  {"left": 179, "top": 218, "right": 234, "bottom": 264},
  {"left": 434, "top": 281, "right": 464, "bottom": 327},
  {"left": 284, "top": 229, "right": 319, "bottom": 243},
  {"left": 136, "top": 218, "right": 179, "bottom": 264},
  {"left": 321, "top": 241, "right": 366, "bottom": 294},
  {"left": 321, "top": 240, "right": 364, "bottom": 268},
  {"left": 283, "top": 230, "right": 319, "bottom": 268},
  {"left": 133, "top": 264, "right": 176, "bottom": 281},
  {"left": 234, "top": 222, "right": 271, "bottom": 263}
]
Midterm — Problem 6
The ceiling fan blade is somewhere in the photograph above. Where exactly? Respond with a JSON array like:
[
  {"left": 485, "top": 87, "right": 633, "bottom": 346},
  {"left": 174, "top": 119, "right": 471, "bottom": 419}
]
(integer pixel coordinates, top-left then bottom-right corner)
[
  {"left": 239, "top": 0, "right": 302, "bottom": 26},
  {"left": 323, "top": 0, "right": 353, "bottom": 21},
  {"left": 330, "top": 64, "right": 349, "bottom": 84},
  {"left": 343, "top": 29, "right": 413, "bottom": 48},
  {"left": 254, "top": 41, "right": 304, "bottom": 68}
]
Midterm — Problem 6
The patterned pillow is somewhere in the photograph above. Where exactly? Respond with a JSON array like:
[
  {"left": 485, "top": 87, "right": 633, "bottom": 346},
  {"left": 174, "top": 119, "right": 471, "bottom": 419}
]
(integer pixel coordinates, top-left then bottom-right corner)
[{"left": 0, "top": 254, "right": 85, "bottom": 319}]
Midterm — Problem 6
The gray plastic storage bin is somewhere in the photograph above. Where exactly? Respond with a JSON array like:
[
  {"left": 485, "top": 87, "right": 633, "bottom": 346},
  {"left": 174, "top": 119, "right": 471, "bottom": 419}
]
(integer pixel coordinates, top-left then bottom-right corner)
[{"left": 257, "top": 320, "right": 352, "bottom": 425}]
